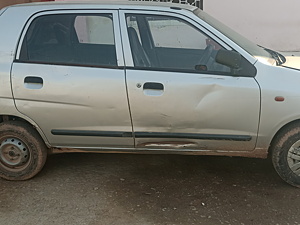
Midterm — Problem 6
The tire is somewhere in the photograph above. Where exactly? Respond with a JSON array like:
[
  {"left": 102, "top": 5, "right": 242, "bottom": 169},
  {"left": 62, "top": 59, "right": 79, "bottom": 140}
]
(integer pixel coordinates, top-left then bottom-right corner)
[
  {"left": 271, "top": 123, "right": 300, "bottom": 187},
  {"left": 0, "top": 121, "right": 47, "bottom": 181}
]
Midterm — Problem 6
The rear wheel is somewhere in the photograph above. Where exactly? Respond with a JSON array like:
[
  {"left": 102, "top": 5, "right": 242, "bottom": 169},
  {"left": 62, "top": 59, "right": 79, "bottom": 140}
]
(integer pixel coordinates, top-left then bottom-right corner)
[
  {"left": 0, "top": 121, "right": 47, "bottom": 181},
  {"left": 271, "top": 124, "right": 300, "bottom": 187}
]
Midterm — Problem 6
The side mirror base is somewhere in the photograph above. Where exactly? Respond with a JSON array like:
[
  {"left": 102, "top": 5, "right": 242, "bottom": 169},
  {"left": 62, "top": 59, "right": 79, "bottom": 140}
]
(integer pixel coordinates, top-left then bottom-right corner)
[{"left": 216, "top": 50, "right": 241, "bottom": 69}]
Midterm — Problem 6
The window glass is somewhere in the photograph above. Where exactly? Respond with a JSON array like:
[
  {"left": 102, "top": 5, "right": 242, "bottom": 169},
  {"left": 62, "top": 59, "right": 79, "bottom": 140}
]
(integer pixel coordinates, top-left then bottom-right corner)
[
  {"left": 20, "top": 14, "right": 117, "bottom": 67},
  {"left": 126, "top": 14, "right": 230, "bottom": 73},
  {"left": 75, "top": 16, "right": 114, "bottom": 45},
  {"left": 148, "top": 17, "right": 207, "bottom": 49},
  {"left": 194, "top": 8, "right": 271, "bottom": 60}
]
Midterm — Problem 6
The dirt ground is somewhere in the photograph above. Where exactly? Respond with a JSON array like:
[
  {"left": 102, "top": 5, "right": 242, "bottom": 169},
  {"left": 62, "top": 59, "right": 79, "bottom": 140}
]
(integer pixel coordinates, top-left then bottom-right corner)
[{"left": 1, "top": 153, "right": 300, "bottom": 225}]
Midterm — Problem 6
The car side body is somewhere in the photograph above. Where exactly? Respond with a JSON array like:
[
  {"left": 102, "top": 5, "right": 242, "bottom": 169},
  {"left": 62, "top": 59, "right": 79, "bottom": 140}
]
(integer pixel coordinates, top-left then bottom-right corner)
[{"left": 0, "top": 1, "right": 300, "bottom": 186}]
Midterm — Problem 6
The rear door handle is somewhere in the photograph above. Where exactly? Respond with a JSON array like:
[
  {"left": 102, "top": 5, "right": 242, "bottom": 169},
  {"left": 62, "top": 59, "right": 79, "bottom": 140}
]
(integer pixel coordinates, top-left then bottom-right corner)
[
  {"left": 24, "top": 76, "right": 43, "bottom": 89},
  {"left": 24, "top": 76, "right": 43, "bottom": 84},
  {"left": 143, "top": 82, "right": 164, "bottom": 90}
]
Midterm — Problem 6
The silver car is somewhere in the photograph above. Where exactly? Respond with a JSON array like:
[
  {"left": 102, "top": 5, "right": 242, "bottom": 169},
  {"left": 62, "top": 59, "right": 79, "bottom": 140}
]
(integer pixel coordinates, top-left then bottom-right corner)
[{"left": 0, "top": 1, "right": 300, "bottom": 187}]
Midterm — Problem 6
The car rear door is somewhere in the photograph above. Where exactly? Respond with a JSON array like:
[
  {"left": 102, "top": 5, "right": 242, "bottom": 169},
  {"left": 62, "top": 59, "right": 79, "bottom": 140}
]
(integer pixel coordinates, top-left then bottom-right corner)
[
  {"left": 120, "top": 10, "right": 260, "bottom": 151},
  {"left": 11, "top": 10, "right": 134, "bottom": 148}
]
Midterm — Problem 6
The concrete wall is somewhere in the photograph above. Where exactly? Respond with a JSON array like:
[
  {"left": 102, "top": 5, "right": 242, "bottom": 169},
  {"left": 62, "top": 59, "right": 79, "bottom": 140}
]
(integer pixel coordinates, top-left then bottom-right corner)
[{"left": 205, "top": 0, "right": 300, "bottom": 52}]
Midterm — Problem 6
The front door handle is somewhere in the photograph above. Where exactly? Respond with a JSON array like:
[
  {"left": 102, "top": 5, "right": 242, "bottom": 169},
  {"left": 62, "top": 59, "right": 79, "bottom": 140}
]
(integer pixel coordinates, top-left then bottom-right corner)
[
  {"left": 142, "top": 82, "right": 164, "bottom": 96},
  {"left": 143, "top": 82, "right": 164, "bottom": 90}
]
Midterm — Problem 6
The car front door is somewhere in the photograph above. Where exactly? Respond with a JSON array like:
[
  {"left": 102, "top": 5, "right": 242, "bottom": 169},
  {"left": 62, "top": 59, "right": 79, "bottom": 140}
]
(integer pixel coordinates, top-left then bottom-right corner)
[
  {"left": 12, "top": 10, "right": 133, "bottom": 148},
  {"left": 120, "top": 10, "right": 260, "bottom": 151}
]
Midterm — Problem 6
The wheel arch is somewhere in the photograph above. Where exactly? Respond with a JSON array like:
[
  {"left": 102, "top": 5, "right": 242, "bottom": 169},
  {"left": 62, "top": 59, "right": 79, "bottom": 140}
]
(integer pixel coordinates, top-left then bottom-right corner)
[
  {"left": 0, "top": 114, "right": 50, "bottom": 148},
  {"left": 268, "top": 119, "right": 300, "bottom": 156}
]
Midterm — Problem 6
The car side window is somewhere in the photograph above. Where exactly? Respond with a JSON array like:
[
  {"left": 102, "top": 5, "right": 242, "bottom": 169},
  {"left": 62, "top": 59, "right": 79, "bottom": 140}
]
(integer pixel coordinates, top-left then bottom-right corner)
[
  {"left": 126, "top": 14, "right": 230, "bottom": 74},
  {"left": 20, "top": 14, "right": 117, "bottom": 67}
]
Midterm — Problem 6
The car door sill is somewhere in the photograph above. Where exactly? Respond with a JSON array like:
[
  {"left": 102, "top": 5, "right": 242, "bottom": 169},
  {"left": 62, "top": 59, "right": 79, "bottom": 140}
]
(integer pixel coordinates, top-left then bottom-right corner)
[{"left": 50, "top": 147, "right": 266, "bottom": 158}]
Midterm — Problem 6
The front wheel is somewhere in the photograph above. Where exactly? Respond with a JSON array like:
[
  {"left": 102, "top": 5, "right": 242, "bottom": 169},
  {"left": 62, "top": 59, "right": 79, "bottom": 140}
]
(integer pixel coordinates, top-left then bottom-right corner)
[
  {"left": 0, "top": 121, "right": 48, "bottom": 181},
  {"left": 271, "top": 124, "right": 300, "bottom": 187}
]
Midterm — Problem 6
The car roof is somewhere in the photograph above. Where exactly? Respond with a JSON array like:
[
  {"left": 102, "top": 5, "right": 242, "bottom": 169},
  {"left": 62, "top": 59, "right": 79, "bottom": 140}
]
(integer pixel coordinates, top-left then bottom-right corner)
[{"left": 9, "top": 1, "right": 197, "bottom": 12}]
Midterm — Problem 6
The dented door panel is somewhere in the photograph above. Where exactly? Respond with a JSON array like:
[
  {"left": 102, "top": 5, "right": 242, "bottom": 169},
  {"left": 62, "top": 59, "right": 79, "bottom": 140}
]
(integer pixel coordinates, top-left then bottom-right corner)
[{"left": 126, "top": 70, "right": 260, "bottom": 151}]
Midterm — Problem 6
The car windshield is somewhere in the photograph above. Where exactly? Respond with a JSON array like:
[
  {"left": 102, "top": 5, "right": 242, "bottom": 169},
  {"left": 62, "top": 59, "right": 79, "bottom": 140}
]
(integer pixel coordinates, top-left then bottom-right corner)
[{"left": 194, "top": 8, "right": 276, "bottom": 63}]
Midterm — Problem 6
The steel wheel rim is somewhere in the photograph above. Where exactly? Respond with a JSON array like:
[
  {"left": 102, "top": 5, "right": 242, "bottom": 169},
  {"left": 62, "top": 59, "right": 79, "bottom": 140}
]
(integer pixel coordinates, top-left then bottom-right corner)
[
  {"left": 0, "top": 137, "right": 30, "bottom": 169},
  {"left": 288, "top": 140, "right": 300, "bottom": 176}
]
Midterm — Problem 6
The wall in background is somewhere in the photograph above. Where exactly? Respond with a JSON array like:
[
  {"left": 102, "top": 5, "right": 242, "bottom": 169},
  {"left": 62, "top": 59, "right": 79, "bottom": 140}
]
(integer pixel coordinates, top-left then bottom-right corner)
[
  {"left": 55, "top": 0, "right": 300, "bottom": 52},
  {"left": 0, "top": 0, "right": 46, "bottom": 9},
  {"left": 2, "top": 0, "right": 299, "bottom": 52},
  {"left": 205, "top": 0, "right": 300, "bottom": 52}
]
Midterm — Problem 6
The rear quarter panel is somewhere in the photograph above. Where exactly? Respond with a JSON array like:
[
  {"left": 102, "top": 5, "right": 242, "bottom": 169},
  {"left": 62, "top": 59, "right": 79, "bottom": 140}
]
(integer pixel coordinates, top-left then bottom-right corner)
[{"left": 0, "top": 6, "right": 52, "bottom": 144}]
